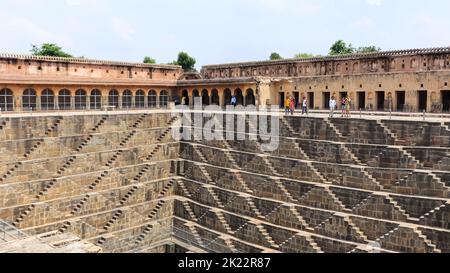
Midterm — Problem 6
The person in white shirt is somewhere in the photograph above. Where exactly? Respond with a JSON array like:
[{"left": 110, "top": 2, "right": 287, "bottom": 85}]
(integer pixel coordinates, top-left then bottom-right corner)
[
  {"left": 329, "top": 97, "right": 337, "bottom": 118},
  {"left": 302, "top": 97, "right": 308, "bottom": 115}
]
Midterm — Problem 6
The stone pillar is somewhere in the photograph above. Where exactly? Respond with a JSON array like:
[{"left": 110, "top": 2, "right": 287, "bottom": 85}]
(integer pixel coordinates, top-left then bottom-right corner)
[
  {"left": 86, "top": 95, "right": 91, "bottom": 110},
  {"left": 37, "top": 96, "right": 41, "bottom": 111},
  {"left": 118, "top": 96, "right": 123, "bottom": 109},
  {"left": 14, "top": 96, "right": 20, "bottom": 112},
  {"left": 219, "top": 91, "right": 224, "bottom": 108},
  {"left": 54, "top": 95, "right": 59, "bottom": 110},
  {"left": 70, "top": 96, "right": 75, "bottom": 110},
  {"left": 144, "top": 95, "right": 148, "bottom": 108},
  {"left": 427, "top": 90, "right": 433, "bottom": 112},
  {"left": 131, "top": 95, "right": 136, "bottom": 109},
  {"left": 102, "top": 96, "right": 108, "bottom": 108}
]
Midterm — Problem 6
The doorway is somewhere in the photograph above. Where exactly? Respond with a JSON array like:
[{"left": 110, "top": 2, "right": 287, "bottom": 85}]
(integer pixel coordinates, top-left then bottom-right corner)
[
  {"left": 323, "top": 92, "right": 331, "bottom": 109},
  {"left": 279, "top": 92, "right": 285, "bottom": 108},
  {"left": 418, "top": 91, "right": 428, "bottom": 112},
  {"left": 308, "top": 92, "right": 314, "bottom": 109},
  {"left": 293, "top": 92, "right": 300, "bottom": 108},
  {"left": 396, "top": 91, "right": 405, "bottom": 111},
  {"left": 376, "top": 91, "right": 385, "bottom": 110},
  {"left": 442, "top": 91, "right": 450, "bottom": 112},
  {"left": 357, "top": 92, "right": 366, "bottom": 110}
]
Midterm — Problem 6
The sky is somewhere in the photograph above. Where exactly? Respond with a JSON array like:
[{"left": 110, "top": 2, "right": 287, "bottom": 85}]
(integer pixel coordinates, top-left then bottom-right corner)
[{"left": 0, "top": 0, "right": 449, "bottom": 68}]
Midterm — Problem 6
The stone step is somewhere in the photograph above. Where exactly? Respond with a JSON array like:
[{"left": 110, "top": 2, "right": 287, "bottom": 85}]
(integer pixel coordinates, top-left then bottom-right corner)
[
  {"left": 120, "top": 186, "right": 140, "bottom": 206},
  {"left": 134, "top": 224, "right": 154, "bottom": 245},
  {"left": 13, "top": 204, "right": 37, "bottom": 226},
  {"left": 148, "top": 200, "right": 166, "bottom": 220},
  {"left": 274, "top": 179, "right": 298, "bottom": 203},
  {"left": 244, "top": 196, "right": 264, "bottom": 219},
  {"left": 213, "top": 209, "right": 233, "bottom": 234},
  {"left": 182, "top": 201, "right": 198, "bottom": 222},
  {"left": 254, "top": 223, "right": 279, "bottom": 249},
  {"left": 221, "top": 236, "right": 238, "bottom": 253},
  {"left": 204, "top": 186, "right": 224, "bottom": 208},
  {"left": 187, "top": 224, "right": 205, "bottom": 248},
  {"left": 102, "top": 210, "right": 123, "bottom": 232},
  {"left": 176, "top": 179, "right": 192, "bottom": 198},
  {"left": 158, "top": 181, "right": 175, "bottom": 198}
]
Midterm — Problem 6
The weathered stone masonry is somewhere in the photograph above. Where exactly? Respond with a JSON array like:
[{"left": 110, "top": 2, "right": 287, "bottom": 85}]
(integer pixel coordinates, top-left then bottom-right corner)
[{"left": 0, "top": 112, "right": 449, "bottom": 253}]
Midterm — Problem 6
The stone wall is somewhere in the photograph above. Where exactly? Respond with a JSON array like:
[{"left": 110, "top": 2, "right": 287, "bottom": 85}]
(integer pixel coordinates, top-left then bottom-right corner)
[{"left": 0, "top": 112, "right": 449, "bottom": 253}]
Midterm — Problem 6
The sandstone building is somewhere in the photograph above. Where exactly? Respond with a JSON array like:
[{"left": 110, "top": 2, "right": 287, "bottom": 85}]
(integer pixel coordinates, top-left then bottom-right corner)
[
  {"left": 1, "top": 47, "right": 450, "bottom": 113},
  {"left": 0, "top": 48, "right": 449, "bottom": 253}
]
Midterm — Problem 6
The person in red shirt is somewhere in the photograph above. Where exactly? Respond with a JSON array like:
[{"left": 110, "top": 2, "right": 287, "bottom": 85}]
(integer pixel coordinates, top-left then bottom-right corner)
[{"left": 289, "top": 97, "right": 296, "bottom": 115}]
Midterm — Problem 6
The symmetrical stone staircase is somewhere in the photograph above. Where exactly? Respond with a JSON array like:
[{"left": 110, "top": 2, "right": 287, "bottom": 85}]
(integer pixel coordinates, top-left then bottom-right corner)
[{"left": 1, "top": 112, "right": 450, "bottom": 253}]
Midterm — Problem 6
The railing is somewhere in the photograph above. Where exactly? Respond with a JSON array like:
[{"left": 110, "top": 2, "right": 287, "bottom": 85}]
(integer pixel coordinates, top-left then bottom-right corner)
[{"left": 0, "top": 220, "right": 28, "bottom": 244}]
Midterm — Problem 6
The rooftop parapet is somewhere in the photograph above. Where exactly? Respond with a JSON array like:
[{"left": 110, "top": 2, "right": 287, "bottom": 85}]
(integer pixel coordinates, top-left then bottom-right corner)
[
  {"left": 0, "top": 53, "right": 182, "bottom": 70},
  {"left": 202, "top": 47, "right": 450, "bottom": 69}
]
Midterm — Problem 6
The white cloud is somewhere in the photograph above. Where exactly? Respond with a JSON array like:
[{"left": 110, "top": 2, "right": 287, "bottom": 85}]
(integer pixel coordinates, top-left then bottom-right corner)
[
  {"left": 366, "top": 0, "right": 383, "bottom": 6},
  {"left": 111, "top": 17, "right": 136, "bottom": 41},
  {"left": 65, "top": 0, "right": 103, "bottom": 6},
  {"left": 0, "top": 11, "right": 73, "bottom": 49},
  {"left": 355, "top": 17, "right": 374, "bottom": 28},
  {"left": 252, "top": 0, "right": 322, "bottom": 15}
]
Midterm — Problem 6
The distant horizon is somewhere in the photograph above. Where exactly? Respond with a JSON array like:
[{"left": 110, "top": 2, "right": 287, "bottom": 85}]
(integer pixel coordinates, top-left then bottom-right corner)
[{"left": 1, "top": 0, "right": 449, "bottom": 69}]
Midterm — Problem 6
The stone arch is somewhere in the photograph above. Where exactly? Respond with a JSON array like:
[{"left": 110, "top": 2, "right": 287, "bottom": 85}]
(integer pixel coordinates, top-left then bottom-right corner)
[
  {"left": 41, "top": 89, "right": 55, "bottom": 110},
  {"left": 58, "top": 89, "right": 71, "bottom": 110},
  {"left": 211, "top": 89, "right": 219, "bottom": 106},
  {"left": 122, "top": 90, "right": 132, "bottom": 109},
  {"left": 135, "top": 90, "right": 145, "bottom": 108},
  {"left": 201, "top": 89, "right": 209, "bottom": 106},
  {"left": 0, "top": 88, "right": 14, "bottom": 112},
  {"left": 160, "top": 90, "right": 169, "bottom": 108},
  {"left": 245, "top": 88, "right": 256, "bottom": 106},
  {"left": 149, "top": 90, "right": 157, "bottom": 108},
  {"left": 75, "top": 89, "right": 87, "bottom": 110},
  {"left": 223, "top": 88, "right": 232, "bottom": 106},
  {"left": 192, "top": 89, "right": 200, "bottom": 104},
  {"left": 22, "top": 88, "right": 37, "bottom": 110},
  {"left": 234, "top": 88, "right": 243, "bottom": 105},
  {"left": 90, "top": 89, "right": 102, "bottom": 110},
  {"left": 108, "top": 89, "right": 119, "bottom": 108},
  {"left": 182, "top": 90, "right": 189, "bottom": 106}
]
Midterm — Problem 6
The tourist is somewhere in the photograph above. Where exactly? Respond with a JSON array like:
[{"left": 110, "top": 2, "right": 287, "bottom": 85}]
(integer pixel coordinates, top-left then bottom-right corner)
[
  {"left": 341, "top": 97, "right": 347, "bottom": 117},
  {"left": 285, "top": 97, "right": 291, "bottom": 115},
  {"left": 289, "top": 97, "right": 296, "bottom": 115},
  {"left": 346, "top": 97, "right": 352, "bottom": 118},
  {"left": 329, "top": 97, "right": 337, "bottom": 118},
  {"left": 302, "top": 97, "right": 308, "bottom": 115},
  {"left": 231, "top": 96, "right": 237, "bottom": 107}
]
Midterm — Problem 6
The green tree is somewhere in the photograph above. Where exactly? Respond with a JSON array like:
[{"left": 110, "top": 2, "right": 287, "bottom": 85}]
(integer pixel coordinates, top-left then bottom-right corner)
[
  {"left": 143, "top": 56, "right": 156, "bottom": 64},
  {"left": 329, "top": 40, "right": 355, "bottom": 56},
  {"left": 269, "top": 52, "right": 283, "bottom": 60},
  {"left": 294, "top": 53, "right": 315, "bottom": 59},
  {"left": 356, "top": 46, "right": 381, "bottom": 53},
  {"left": 30, "top": 43, "right": 73, "bottom": 58},
  {"left": 173, "top": 52, "right": 196, "bottom": 71}
]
